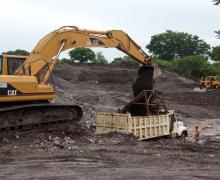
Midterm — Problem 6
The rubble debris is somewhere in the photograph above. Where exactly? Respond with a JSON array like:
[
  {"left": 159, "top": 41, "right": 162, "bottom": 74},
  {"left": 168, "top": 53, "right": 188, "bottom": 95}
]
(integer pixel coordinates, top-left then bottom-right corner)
[
  {"left": 0, "top": 63, "right": 219, "bottom": 161},
  {"left": 132, "top": 65, "right": 154, "bottom": 96},
  {"left": 2, "top": 138, "right": 10, "bottom": 143},
  {"left": 53, "top": 137, "right": 62, "bottom": 146},
  {"left": 0, "top": 63, "right": 219, "bottom": 179}
]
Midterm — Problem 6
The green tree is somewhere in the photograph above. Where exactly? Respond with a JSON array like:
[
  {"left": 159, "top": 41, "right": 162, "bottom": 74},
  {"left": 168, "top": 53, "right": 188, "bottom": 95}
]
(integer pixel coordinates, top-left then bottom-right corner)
[
  {"left": 111, "top": 56, "right": 138, "bottom": 64},
  {"left": 174, "top": 55, "right": 210, "bottom": 78},
  {"left": 122, "top": 56, "right": 139, "bottom": 65},
  {"left": 92, "top": 52, "right": 108, "bottom": 64},
  {"left": 146, "top": 30, "right": 211, "bottom": 60},
  {"left": 68, "top": 48, "right": 95, "bottom": 63},
  {"left": 3, "top": 49, "right": 30, "bottom": 56},
  {"left": 152, "top": 57, "right": 174, "bottom": 68},
  {"left": 211, "top": 63, "right": 220, "bottom": 77},
  {"left": 111, "top": 57, "right": 123, "bottom": 64},
  {"left": 60, "top": 58, "right": 71, "bottom": 64},
  {"left": 212, "top": 0, "right": 220, "bottom": 38},
  {"left": 211, "top": 46, "right": 220, "bottom": 61},
  {"left": 213, "top": 0, "right": 220, "bottom": 5},
  {"left": 215, "top": 30, "right": 220, "bottom": 39}
]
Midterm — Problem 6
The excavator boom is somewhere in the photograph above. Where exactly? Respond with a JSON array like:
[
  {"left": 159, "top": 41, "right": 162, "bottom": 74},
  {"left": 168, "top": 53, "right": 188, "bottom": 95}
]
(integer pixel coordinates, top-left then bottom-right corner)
[{"left": 16, "top": 26, "right": 152, "bottom": 84}]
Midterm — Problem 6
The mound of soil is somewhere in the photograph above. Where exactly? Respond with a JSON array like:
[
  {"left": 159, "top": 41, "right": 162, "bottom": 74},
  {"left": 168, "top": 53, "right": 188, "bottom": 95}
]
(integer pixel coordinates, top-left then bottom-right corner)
[
  {"left": 132, "top": 65, "right": 154, "bottom": 96},
  {"left": 1, "top": 63, "right": 220, "bottom": 179}
]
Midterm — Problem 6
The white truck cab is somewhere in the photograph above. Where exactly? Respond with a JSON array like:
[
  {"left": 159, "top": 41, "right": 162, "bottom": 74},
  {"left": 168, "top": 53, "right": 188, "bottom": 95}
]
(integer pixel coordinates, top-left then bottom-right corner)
[{"left": 169, "top": 110, "right": 188, "bottom": 139}]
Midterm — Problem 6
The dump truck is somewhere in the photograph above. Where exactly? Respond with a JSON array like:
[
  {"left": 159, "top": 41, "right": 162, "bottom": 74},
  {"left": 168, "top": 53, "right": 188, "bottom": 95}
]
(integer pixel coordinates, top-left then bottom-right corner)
[
  {"left": 96, "top": 90, "right": 188, "bottom": 140},
  {"left": 96, "top": 110, "right": 188, "bottom": 140}
]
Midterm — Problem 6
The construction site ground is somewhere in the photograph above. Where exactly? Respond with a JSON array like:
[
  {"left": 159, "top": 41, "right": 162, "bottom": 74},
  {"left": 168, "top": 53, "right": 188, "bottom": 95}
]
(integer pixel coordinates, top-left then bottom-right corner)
[{"left": 0, "top": 63, "right": 220, "bottom": 180}]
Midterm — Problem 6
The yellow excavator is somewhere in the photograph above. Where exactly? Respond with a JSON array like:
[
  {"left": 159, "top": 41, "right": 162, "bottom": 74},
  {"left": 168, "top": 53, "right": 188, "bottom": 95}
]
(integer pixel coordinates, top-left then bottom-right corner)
[
  {"left": 0, "top": 26, "right": 156, "bottom": 129},
  {"left": 194, "top": 76, "right": 220, "bottom": 92},
  {"left": 200, "top": 76, "right": 219, "bottom": 91}
]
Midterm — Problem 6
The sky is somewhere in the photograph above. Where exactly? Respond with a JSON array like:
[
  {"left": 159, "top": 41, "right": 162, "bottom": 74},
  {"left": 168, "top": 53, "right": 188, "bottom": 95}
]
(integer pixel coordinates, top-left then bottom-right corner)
[{"left": 0, "top": 0, "right": 219, "bottom": 61}]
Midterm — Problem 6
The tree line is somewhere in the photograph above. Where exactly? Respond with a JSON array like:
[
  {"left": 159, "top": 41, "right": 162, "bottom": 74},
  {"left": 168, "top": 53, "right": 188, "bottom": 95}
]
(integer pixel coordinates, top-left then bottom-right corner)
[
  {"left": 3, "top": 28, "right": 220, "bottom": 79},
  {"left": 4, "top": 27, "right": 220, "bottom": 78},
  {"left": 2, "top": 1, "right": 219, "bottom": 79}
]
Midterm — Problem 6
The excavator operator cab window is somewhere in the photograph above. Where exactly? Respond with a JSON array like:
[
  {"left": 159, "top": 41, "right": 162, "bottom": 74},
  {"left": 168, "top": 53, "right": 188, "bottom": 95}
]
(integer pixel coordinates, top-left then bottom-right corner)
[{"left": 7, "top": 58, "right": 24, "bottom": 75}]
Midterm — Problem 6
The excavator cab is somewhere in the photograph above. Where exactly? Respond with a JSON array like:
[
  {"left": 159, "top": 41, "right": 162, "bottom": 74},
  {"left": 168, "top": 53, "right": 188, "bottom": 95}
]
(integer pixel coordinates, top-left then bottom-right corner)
[{"left": 0, "top": 54, "right": 27, "bottom": 75}]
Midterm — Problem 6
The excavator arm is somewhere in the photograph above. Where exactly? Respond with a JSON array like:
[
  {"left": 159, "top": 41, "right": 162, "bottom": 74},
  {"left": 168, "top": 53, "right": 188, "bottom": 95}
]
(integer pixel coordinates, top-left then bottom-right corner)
[
  {"left": 0, "top": 26, "right": 155, "bottom": 129},
  {"left": 16, "top": 26, "right": 152, "bottom": 84}
]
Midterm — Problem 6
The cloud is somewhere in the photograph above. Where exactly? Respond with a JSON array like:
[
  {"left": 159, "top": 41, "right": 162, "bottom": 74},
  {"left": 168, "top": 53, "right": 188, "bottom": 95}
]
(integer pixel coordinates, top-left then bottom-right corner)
[{"left": 0, "top": 0, "right": 219, "bottom": 60}]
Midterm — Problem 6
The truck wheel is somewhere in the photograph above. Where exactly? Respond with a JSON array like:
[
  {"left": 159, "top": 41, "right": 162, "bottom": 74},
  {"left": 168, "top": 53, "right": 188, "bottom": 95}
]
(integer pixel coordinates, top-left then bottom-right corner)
[{"left": 179, "top": 133, "right": 186, "bottom": 141}]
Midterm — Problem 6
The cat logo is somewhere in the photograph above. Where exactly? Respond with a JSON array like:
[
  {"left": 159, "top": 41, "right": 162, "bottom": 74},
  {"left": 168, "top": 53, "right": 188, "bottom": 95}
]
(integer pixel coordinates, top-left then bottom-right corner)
[
  {"left": 90, "top": 38, "right": 105, "bottom": 46},
  {"left": 7, "top": 90, "right": 17, "bottom": 96}
]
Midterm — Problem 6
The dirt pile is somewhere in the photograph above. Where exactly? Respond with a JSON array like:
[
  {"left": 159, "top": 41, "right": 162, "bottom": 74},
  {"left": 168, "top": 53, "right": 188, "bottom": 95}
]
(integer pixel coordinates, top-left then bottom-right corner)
[
  {"left": 96, "top": 132, "right": 138, "bottom": 146},
  {"left": 52, "top": 63, "right": 220, "bottom": 142},
  {"left": 51, "top": 63, "right": 220, "bottom": 123},
  {"left": 53, "top": 84, "right": 96, "bottom": 132},
  {"left": 1, "top": 135, "right": 220, "bottom": 180},
  {"left": 53, "top": 63, "right": 220, "bottom": 117},
  {"left": 0, "top": 121, "right": 94, "bottom": 153},
  {"left": 53, "top": 63, "right": 137, "bottom": 84},
  {"left": 1, "top": 63, "right": 220, "bottom": 179},
  {"left": 132, "top": 65, "right": 154, "bottom": 96}
]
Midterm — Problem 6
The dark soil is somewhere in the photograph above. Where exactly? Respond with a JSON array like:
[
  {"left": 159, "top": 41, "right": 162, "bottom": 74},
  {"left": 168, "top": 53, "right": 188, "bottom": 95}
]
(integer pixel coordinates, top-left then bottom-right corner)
[
  {"left": 1, "top": 134, "right": 219, "bottom": 180},
  {"left": 0, "top": 63, "right": 220, "bottom": 179}
]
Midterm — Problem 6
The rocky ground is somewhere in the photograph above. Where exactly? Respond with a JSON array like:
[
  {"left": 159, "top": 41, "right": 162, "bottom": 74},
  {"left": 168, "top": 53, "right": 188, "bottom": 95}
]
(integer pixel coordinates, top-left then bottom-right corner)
[{"left": 0, "top": 63, "right": 220, "bottom": 179}]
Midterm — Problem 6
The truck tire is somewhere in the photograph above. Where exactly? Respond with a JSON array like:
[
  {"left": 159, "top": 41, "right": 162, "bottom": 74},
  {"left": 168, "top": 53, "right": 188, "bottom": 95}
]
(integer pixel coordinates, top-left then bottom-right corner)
[
  {"left": 180, "top": 133, "right": 186, "bottom": 141},
  {"left": 179, "top": 132, "right": 187, "bottom": 141}
]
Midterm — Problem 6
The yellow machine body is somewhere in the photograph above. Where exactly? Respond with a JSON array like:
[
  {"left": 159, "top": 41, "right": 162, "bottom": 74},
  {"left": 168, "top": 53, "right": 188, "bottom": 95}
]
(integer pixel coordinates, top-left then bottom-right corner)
[
  {"left": 0, "top": 54, "right": 55, "bottom": 102},
  {"left": 0, "top": 26, "right": 153, "bottom": 104},
  {"left": 0, "top": 75, "right": 54, "bottom": 102},
  {"left": 200, "top": 76, "right": 220, "bottom": 90},
  {"left": 0, "top": 26, "right": 155, "bottom": 129},
  {"left": 0, "top": 54, "right": 26, "bottom": 75}
]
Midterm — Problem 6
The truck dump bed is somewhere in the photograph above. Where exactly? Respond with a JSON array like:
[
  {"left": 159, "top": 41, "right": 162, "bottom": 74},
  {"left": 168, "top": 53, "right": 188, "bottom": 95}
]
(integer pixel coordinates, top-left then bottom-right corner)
[{"left": 96, "top": 112, "right": 171, "bottom": 140}]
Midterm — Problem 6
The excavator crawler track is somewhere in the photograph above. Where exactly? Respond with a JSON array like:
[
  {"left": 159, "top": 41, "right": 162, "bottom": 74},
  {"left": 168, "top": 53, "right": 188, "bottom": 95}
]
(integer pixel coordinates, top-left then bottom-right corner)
[{"left": 0, "top": 103, "right": 83, "bottom": 129}]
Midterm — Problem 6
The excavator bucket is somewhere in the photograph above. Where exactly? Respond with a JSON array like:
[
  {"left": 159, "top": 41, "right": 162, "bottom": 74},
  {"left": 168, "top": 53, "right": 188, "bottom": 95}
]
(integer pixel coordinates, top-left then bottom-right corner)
[
  {"left": 132, "top": 65, "right": 154, "bottom": 96},
  {"left": 153, "top": 64, "right": 162, "bottom": 81},
  {"left": 129, "top": 64, "right": 166, "bottom": 116}
]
